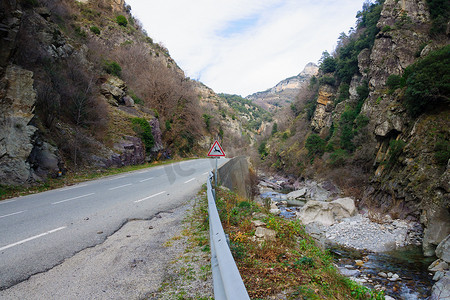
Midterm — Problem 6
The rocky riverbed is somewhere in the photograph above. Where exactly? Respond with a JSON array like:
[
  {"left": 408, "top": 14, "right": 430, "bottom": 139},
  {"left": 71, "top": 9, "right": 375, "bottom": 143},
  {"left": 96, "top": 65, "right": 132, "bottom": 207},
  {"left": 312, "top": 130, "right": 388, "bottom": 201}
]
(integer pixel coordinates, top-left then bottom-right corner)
[{"left": 256, "top": 173, "right": 450, "bottom": 300}]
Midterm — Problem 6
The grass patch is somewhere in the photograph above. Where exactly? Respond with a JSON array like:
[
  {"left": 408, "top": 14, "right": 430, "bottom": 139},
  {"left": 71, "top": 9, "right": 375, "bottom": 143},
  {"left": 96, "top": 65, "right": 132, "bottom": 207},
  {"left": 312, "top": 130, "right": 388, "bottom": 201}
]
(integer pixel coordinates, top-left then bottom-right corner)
[{"left": 214, "top": 187, "right": 384, "bottom": 299}]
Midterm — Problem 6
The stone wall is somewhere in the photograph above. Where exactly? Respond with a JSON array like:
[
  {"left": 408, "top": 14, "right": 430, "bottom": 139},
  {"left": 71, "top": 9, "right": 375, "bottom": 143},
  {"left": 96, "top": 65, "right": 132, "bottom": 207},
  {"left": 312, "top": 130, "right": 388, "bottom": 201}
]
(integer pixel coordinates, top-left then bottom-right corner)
[{"left": 218, "top": 156, "right": 253, "bottom": 200}]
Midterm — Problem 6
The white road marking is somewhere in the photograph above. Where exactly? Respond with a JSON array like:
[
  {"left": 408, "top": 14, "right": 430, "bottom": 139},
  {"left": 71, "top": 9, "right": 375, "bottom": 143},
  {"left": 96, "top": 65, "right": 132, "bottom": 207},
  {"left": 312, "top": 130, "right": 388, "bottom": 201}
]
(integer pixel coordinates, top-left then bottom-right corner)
[
  {"left": 108, "top": 184, "right": 132, "bottom": 191},
  {"left": 202, "top": 172, "right": 209, "bottom": 175},
  {"left": 58, "top": 184, "right": 88, "bottom": 192},
  {"left": 134, "top": 191, "right": 166, "bottom": 203},
  {"left": 0, "top": 226, "right": 66, "bottom": 251},
  {"left": 136, "top": 170, "right": 150, "bottom": 174},
  {"left": 184, "top": 178, "right": 196, "bottom": 184},
  {"left": 52, "top": 193, "right": 95, "bottom": 205},
  {"left": 139, "top": 177, "right": 154, "bottom": 183},
  {"left": 0, "top": 199, "right": 17, "bottom": 205},
  {"left": 0, "top": 210, "right": 25, "bottom": 219},
  {"left": 108, "top": 175, "right": 126, "bottom": 181}
]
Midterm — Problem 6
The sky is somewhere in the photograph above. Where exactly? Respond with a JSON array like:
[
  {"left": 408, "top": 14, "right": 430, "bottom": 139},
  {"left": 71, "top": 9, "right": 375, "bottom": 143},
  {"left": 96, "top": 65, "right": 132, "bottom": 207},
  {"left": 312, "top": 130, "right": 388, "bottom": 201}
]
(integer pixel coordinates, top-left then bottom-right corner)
[{"left": 126, "top": 0, "right": 366, "bottom": 97}]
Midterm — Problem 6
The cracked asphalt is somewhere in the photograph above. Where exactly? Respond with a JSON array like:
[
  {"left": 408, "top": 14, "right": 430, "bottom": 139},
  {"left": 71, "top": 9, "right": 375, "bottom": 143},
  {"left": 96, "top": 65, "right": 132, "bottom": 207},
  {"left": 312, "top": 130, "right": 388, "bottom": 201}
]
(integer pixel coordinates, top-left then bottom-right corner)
[{"left": 0, "top": 158, "right": 227, "bottom": 296}]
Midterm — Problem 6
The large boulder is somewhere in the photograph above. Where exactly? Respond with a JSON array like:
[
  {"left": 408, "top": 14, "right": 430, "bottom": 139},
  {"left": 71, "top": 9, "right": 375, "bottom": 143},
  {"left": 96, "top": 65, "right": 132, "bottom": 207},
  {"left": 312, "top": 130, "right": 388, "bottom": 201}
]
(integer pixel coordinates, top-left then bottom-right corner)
[
  {"left": 436, "top": 235, "right": 450, "bottom": 264},
  {"left": 297, "top": 197, "right": 357, "bottom": 226},
  {"left": 431, "top": 273, "right": 450, "bottom": 300}
]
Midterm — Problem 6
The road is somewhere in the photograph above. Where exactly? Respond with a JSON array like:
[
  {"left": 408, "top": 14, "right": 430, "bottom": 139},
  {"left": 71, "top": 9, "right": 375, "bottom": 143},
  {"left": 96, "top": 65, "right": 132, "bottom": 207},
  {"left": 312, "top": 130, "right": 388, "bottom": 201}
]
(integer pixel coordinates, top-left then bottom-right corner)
[{"left": 0, "top": 158, "right": 226, "bottom": 290}]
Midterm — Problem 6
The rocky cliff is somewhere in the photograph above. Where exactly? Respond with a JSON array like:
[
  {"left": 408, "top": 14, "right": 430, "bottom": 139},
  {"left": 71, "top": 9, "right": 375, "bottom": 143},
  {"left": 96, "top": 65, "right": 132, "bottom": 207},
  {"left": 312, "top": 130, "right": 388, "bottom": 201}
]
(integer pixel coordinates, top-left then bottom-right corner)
[
  {"left": 247, "top": 63, "right": 318, "bottom": 112},
  {"left": 0, "top": 0, "right": 229, "bottom": 187},
  {"left": 258, "top": 0, "right": 449, "bottom": 256}
]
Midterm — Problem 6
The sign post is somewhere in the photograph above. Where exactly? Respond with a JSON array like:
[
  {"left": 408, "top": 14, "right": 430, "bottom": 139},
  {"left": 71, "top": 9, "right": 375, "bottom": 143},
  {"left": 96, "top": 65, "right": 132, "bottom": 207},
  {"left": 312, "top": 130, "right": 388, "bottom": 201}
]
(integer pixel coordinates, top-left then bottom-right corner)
[{"left": 207, "top": 140, "right": 226, "bottom": 189}]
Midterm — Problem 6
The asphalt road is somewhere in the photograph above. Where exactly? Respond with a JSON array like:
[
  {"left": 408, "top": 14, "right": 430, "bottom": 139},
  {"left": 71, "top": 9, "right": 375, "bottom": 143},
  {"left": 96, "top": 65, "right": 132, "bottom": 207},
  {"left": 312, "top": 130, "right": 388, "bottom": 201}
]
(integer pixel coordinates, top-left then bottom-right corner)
[{"left": 0, "top": 158, "right": 226, "bottom": 290}]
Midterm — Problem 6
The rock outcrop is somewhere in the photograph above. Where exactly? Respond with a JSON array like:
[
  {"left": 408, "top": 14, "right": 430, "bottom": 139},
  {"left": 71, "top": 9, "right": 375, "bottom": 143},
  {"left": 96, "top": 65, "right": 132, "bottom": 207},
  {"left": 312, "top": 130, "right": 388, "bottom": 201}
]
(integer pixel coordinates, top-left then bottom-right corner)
[
  {"left": 297, "top": 197, "right": 357, "bottom": 226},
  {"left": 0, "top": 65, "right": 37, "bottom": 185}
]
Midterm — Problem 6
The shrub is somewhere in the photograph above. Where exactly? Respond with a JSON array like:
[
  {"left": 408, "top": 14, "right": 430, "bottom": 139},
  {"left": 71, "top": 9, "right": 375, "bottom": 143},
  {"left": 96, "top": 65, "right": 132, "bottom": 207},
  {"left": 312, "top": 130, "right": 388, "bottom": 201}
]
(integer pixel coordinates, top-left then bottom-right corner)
[
  {"left": 305, "top": 134, "right": 326, "bottom": 157},
  {"left": 382, "top": 25, "right": 392, "bottom": 32},
  {"left": 116, "top": 15, "right": 128, "bottom": 26},
  {"left": 131, "top": 118, "right": 154, "bottom": 153},
  {"left": 403, "top": 45, "right": 450, "bottom": 117},
  {"left": 202, "top": 114, "right": 212, "bottom": 131},
  {"left": 271, "top": 123, "right": 278, "bottom": 135},
  {"left": 330, "top": 149, "right": 348, "bottom": 166},
  {"left": 90, "top": 26, "right": 100, "bottom": 35},
  {"left": 427, "top": 0, "right": 450, "bottom": 35},
  {"left": 434, "top": 138, "right": 450, "bottom": 165},
  {"left": 258, "top": 141, "right": 268, "bottom": 158},
  {"left": 386, "top": 74, "right": 404, "bottom": 92},
  {"left": 165, "top": 119, "right": 172, "bottom": 131},
  {"left": 388, "top": 139, "right": 406, "bottom": 165},
  {"left": 337, "top": 83, "right": 350, "bottom": 103},
  {"left": 319, "top": 75, "right": 335, "bottom": 86},
  {"left": 319, "top": 51, "right": 337, "bottom": 73},
  {"left": 103, "top": 60, "right": 121, "bottom": 77}
]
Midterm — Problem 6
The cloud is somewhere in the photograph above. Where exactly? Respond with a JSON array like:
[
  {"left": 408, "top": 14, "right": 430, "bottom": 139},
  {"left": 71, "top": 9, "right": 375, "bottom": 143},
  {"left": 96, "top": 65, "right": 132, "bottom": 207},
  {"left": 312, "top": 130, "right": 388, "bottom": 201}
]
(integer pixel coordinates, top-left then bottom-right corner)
[{"left": 126, "top": 0, "right": 364, "bottom": 96}]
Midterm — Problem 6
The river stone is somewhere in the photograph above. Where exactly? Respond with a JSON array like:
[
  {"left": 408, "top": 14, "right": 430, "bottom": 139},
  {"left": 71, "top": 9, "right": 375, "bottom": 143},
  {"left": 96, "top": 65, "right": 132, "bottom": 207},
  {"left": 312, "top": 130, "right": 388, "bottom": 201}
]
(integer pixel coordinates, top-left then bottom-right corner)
[
  {"left": 428, "top": 259, "right": 449, "bottom": 272},
  {"left": 431, "top": 272, "right": 450, "bottom": 300},
  {"left": 251, "top": 220, "right": 266, "bottom": 227},
  {"left": 297, "top": 198, "right": 357, "bottom": 226},
  {"left": 287, "top": 188, "right": 307, "bottom": 200},
  {"left": 436, "top": 234, "right": 450, "bottom": 263}
]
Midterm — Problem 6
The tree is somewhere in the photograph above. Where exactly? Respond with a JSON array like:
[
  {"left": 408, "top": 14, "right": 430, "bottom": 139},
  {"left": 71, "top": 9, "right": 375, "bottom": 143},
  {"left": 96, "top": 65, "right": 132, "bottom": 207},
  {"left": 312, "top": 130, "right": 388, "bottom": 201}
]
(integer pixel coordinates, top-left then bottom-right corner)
[{"left": 319, "top": 51, "right": 337, "bottom": 73}]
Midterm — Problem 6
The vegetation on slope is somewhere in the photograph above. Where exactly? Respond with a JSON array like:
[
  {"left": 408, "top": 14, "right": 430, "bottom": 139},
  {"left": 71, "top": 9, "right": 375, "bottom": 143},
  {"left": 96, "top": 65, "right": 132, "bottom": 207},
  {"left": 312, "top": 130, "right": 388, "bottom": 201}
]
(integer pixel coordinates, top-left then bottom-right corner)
[{"left": 214, "top": 187, "right": 384, "bottom": 299}]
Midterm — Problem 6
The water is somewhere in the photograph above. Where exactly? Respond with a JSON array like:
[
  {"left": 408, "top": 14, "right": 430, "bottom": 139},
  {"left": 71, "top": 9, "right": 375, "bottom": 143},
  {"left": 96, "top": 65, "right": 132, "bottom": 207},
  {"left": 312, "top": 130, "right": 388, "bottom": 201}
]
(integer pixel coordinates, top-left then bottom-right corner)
[
  {"left": 259, "top": 182, "right": 435, "bottom": 299},
  {"left": 330, "top": 245, "right": 435, "bottom": 299}
]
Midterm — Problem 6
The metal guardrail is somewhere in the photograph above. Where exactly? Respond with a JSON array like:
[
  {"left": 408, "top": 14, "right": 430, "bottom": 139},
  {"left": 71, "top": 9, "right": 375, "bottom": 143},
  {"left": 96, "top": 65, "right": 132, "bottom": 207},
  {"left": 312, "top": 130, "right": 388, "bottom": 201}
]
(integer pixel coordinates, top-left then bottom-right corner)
[{"left": 207, "top": 172, "right": 250, "bottom": 300}]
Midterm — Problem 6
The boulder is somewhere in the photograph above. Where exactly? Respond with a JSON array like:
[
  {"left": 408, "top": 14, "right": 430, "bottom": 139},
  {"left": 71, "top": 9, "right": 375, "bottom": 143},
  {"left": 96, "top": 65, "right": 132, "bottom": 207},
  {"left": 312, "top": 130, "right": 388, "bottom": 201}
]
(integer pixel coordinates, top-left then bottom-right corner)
[
  {"left": 255, "top": 227, "right": 276, "bottom": 241},
  {"left": 436, "top": 234, "right": 450, "bottom": 264},
  {"left": 149, "top": 118, "right": 164, "bottom": 152},
  {"left": 287, "top": 188, "right": 307, "bottom": 200},
  {"left": 28, "top": 140, "right": 61, "bottom": 179},
  {"left": 431, "top": 273, "right": 450, "bottom": 300},
  {"left": 122, "top": 95, "right": 134, "bottom": 107},
  {"left": 428, "top": 259, "right": 449, "bottom": 272},
  {"left": 297, "top": 198, "right": 357, "bottom": 226}
]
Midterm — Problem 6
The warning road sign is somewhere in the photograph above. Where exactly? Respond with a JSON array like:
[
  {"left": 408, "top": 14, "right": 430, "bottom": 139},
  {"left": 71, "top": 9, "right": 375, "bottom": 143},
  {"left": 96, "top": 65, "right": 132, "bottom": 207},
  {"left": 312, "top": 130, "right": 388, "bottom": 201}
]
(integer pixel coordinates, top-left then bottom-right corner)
[{"left": 207, "top": 140, "right": 225, "bottom": 157}]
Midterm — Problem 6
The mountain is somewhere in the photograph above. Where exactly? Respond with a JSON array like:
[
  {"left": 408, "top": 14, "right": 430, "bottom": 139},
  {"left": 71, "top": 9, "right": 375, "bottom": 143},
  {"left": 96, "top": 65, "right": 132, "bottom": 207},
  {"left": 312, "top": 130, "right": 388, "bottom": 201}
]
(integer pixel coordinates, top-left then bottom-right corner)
[
  {"left": 246, "top": 63, "right": 318, "bottom": 112},
  {"left": 0, "top": 0, "right": 263, "bottom": 187},
  {"left": 257, "top": 0, "right": 449, "bottom": 258}
]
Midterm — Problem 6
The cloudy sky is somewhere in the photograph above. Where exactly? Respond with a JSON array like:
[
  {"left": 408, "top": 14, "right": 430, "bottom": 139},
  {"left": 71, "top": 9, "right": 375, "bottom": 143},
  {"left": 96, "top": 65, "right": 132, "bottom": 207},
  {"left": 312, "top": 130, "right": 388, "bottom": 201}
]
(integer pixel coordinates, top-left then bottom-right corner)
[{"left": 126, "top": 0, "right": 365, "bottom": 97}]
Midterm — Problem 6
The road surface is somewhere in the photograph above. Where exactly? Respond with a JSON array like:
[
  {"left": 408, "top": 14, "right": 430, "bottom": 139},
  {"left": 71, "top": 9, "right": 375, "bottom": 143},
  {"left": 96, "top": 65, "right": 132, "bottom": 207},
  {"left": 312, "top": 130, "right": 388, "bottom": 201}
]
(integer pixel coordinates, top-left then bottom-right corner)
[{"left": 0, "top": 158, "right": 226, "bottom": 290}]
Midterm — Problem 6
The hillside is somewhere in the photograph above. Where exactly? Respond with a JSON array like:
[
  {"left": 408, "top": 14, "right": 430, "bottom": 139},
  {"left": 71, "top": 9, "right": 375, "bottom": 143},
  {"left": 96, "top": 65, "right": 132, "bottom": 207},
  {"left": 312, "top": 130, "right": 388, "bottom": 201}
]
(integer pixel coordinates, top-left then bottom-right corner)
[
  {"left": 0, "top": 0, "right": 265, "bottom": 187},
  {"left": 256, "top": 0, "right": 449, "bottom": 258},
  {"left": 247, "top": 62, "right": 318, "bottom": 112}
]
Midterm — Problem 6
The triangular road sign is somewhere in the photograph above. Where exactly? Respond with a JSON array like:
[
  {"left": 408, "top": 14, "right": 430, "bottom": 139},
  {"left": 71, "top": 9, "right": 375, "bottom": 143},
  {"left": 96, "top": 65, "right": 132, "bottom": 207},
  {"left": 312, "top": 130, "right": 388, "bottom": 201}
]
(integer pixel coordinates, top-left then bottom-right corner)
[{"left": 207, "top": 140, "right": 225, "bottom": 157}]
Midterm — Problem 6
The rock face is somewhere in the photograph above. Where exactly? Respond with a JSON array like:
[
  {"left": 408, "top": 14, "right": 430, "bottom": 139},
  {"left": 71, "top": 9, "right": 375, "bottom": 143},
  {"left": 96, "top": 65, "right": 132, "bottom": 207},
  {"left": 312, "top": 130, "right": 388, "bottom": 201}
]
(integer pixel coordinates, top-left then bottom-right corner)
[
  {"left": 106, "top": 136, "right": 145, "bottom": 167},
  {"left": 436, "top": 235, "right": 450, "bottom": 264},
  {"left": 0, "top": 65, "right": 37, "bottom": 185},
  {"left": 297, "top": 197, "right": 357, "bottom": 226},
  {"left": 368, "top": 0, "right": 430, "bottom": 89},
  {"left": 247, "top": 63, "right": 319, "bottom": 112}
]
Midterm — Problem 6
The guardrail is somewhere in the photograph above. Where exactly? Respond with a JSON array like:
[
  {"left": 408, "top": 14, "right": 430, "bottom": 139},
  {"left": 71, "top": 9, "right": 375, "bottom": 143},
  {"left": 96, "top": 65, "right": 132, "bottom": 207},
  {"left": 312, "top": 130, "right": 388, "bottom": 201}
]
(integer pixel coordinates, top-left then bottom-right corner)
[{"left": 207, "top": 172, "right": 250, "bottom": 300}]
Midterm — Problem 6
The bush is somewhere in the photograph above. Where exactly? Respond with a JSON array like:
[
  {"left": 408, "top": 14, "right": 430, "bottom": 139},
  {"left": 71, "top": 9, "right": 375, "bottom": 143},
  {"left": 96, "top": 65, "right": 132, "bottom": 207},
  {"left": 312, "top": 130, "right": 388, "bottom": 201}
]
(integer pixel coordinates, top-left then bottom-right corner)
[
  {"left": 319, "top": 75, "right": 335, "bottom": 86},
  {"left": 202, "top": 114, "right": 212, "bottom": 131},
  {"left": 427, "top": 0, "right": 450, "bottom": 35},
  {"left": 434, "top": 138, "right": 449, "bottom": 165},
  {"left": 305, "top": 134, "right": 326, "bottom": 157},
  {"left": 388, "top": 139, "right": 406, "bottom": 165},
  {"left": 403, "top": 45, "right": 450, "bottom": 117},
  {"left": 330, "top": 149, "right": 348, "bottom": 166},
  {"left": 131, "top": 118, "right": 154, "bottom": 153},
  {"left": 258, "top": 141, "right": 268, "bottom": 158},
  {"left": 319, "top": 51, "right": 337, "bottom": 73},
  {"left": 386, "top": 74, "right": 404, "bottom": 92},
  {"left": 90, "top": 26, "right": 100, "bottom": 35},
  {"left": 337, "top": 83, "right": 350, "bottom": 103},
  {"left": 103, "top": 60, "right": 121, "bottom": 77},
  {"left": 116, "top": 15, "right": 128, "bottom": 26}
]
